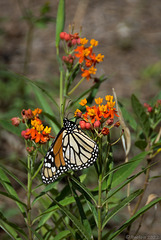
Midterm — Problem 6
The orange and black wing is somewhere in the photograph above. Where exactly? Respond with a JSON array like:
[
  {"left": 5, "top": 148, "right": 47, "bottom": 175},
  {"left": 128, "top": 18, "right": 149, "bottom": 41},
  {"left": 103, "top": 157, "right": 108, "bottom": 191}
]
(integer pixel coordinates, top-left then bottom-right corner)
[{"left": 41, "top": 128, "right": 69, "bottom": 184}]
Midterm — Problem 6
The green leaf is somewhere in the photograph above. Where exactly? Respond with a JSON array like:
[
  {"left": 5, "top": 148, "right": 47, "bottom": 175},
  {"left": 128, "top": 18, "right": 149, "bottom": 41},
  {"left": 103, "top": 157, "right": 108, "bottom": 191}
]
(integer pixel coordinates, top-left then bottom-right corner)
[
  {"left": 69, "top": 180, "right": 92, "bottom": 238},
  {"left": 102, "top": 189, "right": 143, "bottom": 229},
  {"left": 55, "top": 0, "right": 65, "bottom": 48},
  {"left": 131, "top": 94, "right": 150, "bottom": 137},
  {"left": 0, "top": 211, "right": 27, "bottom": 239},
  {"left": 135, "top": 139, "right": 147, "bottom": 150},
  {"left": 0, "top": 119, "right": 22, "bottom": 137},
  {"left": 31, "top": 84, "right": 60, "bottom": 135},
  {"left": 35, "top": 196, "right": 75, "bottom": 227},
  {"left": 0, "top": 191, "right": 27, "bottom": 208},
  {"left": 70, "top": 176, "right": 97, "bottom": 206},
  {"left": 0, "top": 168, "right": 26, "bottom": 217},
  {"left": 108, "top": 197, "right": 161, "bottom": 239},
  {"left": 111, "top": 151, "right": 148, "bottom": 188},
  {"left": 85, "top": 197, "right": 98, "bottom": 227},
  {"left": 53, "top": 230, "right": 71, "bottom": 240},
  {"left": 0, "top": 164, "right": 26, "bottom": 191},
  {"left": 51, "top": 198, "right": 91, "bottom": 240},
  {"left": 118, "top": 101, "right": 137, "bottom": 130}
]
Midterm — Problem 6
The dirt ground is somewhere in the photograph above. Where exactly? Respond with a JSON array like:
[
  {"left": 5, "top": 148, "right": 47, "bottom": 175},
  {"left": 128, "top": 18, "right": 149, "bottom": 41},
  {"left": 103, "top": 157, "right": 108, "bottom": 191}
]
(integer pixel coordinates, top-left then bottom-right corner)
[{"left": 0, "top": 0, "right": 161, "bottom": 238}]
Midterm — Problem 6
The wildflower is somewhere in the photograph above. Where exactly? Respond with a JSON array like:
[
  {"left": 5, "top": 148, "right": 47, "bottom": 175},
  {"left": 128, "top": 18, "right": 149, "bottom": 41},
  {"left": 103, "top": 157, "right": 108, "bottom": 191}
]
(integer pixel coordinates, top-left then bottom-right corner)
[
  {"left": 81, "top": 66, "right": 97, "bottom": 80},
  {"left": 84, "top": 105, "right": 101, "bottom": 123},
  {"left": 80, "top": 38, "right": 88, "bottom": 45},
  {"left": 79, "top": 99, "right": 87, "bottom": 106},
  {"left": 11, "top": 117, "right": 21, "bottom": 127},
  {"left": 96, "top": 53, "right": 104, "bottom": 62},
  {"left": 95, "top": 97, "right": 103, "bottom": 105},
  {"left": 90, "top": 39, "right": 98, "bottom": 47},
  {"left": 32, "top": 108, "right": 42, "bottom": 116},
  {"left": 43, "top": 126, "right": 51, "bottom": 134},
  {"left": 21, "top": 109, "right": 33, "bottom": 121},
  {"left": 17, "top": 107, "right": 52, "bottom": 144},
  {"left": 76, "top": 95, "right": 120, "bottom": 136}
]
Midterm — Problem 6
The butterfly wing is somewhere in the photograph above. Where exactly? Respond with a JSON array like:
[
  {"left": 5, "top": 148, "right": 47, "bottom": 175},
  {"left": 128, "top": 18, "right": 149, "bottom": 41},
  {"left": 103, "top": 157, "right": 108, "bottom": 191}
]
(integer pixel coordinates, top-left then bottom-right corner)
[
  {"left": 42, "top": 118, "right": 98, "bottom": 184},
  {"left": 63, "top": 127, "right": 98, "bottom": 170},
  {"left": 41, "top": 128, "right": 69, "bottom": 184}
]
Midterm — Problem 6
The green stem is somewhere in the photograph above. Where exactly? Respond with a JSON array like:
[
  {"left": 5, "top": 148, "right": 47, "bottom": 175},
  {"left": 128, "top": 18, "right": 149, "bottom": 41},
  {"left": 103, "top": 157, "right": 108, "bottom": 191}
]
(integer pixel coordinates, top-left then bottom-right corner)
[
  {"left": 60, "top": 70, "right": 64, "bottom": 126},
  {"left": 98, "top": 173, "right": 102, "bottom": 240},
  {"left": 27, "top": 154, "right": 33, "bottom": 240},
  {"left": 68, "top": 77, "right": 85, "bottom": 96},
  {"left": 98, "top": 138, "right": 103, "bottom": 240}
]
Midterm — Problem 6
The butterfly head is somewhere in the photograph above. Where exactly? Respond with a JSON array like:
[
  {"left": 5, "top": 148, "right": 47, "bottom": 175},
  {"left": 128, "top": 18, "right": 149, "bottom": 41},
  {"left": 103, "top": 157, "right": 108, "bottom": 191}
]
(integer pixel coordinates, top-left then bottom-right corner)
[{"left": 63, "top": 118, "right": 77, "bottom": 132}]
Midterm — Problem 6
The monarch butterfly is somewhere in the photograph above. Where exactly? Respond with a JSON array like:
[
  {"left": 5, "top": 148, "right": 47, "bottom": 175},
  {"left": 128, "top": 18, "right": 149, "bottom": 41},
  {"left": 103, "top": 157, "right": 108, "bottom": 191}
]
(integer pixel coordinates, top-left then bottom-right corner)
[{"left": 41, "top": 118, "right": 98, "bottom": 184}]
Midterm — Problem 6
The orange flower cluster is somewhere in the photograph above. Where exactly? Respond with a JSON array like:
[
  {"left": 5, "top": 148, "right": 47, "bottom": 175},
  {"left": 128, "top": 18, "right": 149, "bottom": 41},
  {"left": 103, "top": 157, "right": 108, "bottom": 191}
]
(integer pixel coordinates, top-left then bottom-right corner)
[
  {"left": 24, "top": 108, "right": 51, "bottom": 143},
  {"left": 74, "top": 38, "right": 104, "bottom": 80},
  {"left": 12, "top": 108, "right": 52, "bottom": 144},
  {"left": 75, "top": 95, "right": 120, "bottom": 135}
]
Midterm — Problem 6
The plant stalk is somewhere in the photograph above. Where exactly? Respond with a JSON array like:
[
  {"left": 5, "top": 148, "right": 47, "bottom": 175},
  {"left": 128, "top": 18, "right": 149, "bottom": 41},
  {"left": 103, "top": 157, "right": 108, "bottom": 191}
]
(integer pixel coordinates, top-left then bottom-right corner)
[
  {"left": 27, "top": 154, "right": 33, "bottom": 240},
  {"left": 68, "top": 77, "right": 85, "bottom": 96},
  {"left": 98, "top": 173, "right": 102, "bottom": 240}
]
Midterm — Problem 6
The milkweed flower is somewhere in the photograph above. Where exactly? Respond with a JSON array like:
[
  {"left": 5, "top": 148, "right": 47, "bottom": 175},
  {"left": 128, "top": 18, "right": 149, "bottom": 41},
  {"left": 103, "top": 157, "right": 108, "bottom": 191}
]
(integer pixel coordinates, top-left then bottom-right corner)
[
  {"left": 12, "top": 108, "right": 52, "bottom": 144},
  {"left": 75, "top": 95, "right": 120, "bottom": 137},
  {"left": 79, "top": 98, "right": 87, "bottom": 106},
  {"left": 74, "top": 36, "right": 104, "bottom": 80}
]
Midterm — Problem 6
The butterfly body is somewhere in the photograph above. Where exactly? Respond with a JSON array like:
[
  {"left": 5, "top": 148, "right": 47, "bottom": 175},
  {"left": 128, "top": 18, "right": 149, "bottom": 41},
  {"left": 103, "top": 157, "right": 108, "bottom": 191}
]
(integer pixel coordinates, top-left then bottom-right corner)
[{"left": 42, "top": 118, "right": 98, "bottom": 184}]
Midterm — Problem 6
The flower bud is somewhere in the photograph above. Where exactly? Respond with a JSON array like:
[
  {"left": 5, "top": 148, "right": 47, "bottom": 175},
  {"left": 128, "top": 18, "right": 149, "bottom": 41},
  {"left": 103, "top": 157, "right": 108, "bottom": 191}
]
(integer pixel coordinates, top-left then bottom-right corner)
[
  {"left": 94, "top": 120, "right": 101, "bottom": 128},
  {"left": 60, "top": 32, "right": 66, "bottom": 39},
  {"left": 147, "top": 106, "right": 153, "bottom": 113},
  {"left": 11, "top": 117, "right": 21, "bottom": 127},
  {"left": 114, "top": 121, "right": 120, "bottom": 128},
  {"left": 106, "top": 118, "right": 114, "bottom": 126},
  {"left": 79, "top": 120, "right": 86, "bottom": 129},
  {"left": 64, "top": 33, "right": 70, "bottom": 41},
  {"left": 85, "top": 122, "right": 91, "bottom": 129},
  {"left": 26, "top": 146, "right": 35, "bottom": 154}
]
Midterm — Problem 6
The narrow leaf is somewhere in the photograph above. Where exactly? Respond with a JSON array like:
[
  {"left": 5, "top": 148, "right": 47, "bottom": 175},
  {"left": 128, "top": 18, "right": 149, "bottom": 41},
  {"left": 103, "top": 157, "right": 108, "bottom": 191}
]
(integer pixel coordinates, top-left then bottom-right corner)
[
  {"left": 35, "top": 196, "right": 75, "bottom": 227},
  {"left": 0, "top": 168, "right": 26, "bottom": 217},
  {"left": 102, "top": 189, "right": 143, "bottom": 229},
  {"left": 55, "top": 0, "right": 65, "bottom": 47},
  {"left": 53, "top": 230, "right": 71, "bottom": 240},
  {"left": 0, "top": 164, "right": 26, "bottom": 191},
  {"left": 0, "top": 191, "right": 27, "bottom": 208},
  {"left": 0, "top": 119, "right": 22, "bottom": 137},
  {"left": 32, "top": 84, "right": 60, "bottom": 134},
  {"left": 70, "top": 176, "right": 97, "bottom": 205},
  {"left": 111, "top": 151, "right": 148, "bottom": 188},
  {"left": 108, "top": 197, "right": 161, "bottom": 239},
  {"left": 51, "top": 198, "right": 91, "bottom": 240},
  {"left": 131, "top": 94, "right": 150, "bottom": 137}
]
